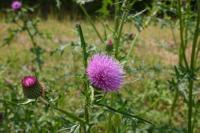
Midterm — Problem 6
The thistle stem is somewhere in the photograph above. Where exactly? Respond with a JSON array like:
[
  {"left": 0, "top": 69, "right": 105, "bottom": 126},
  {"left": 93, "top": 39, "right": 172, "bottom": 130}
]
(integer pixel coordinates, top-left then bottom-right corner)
[
  {"left": 177, "top": 0, "right": 189, "bottom": 69},
  {"left": 188, "top": 81, "right": 193, "bottom": 133},
  {"left": 76, "top": 24, "right": 91, "bottom": 133},
  {"left": 169, "top": 87, "right": 179, "bottom": 124},
  {"left": 25, "top": 21, "right": 42, "bottom": 73},
  {"left": 187, "top": 1, "right": 200, "bottom": 133},
  {"left": 79, "top": 5, "right": 104, "bottom": 44},
  {"left": 38, "top": 97, "right": 86, "bottom": 125},
  {"left": 114, "top": 0, "right": 129, "bottom": 59}
]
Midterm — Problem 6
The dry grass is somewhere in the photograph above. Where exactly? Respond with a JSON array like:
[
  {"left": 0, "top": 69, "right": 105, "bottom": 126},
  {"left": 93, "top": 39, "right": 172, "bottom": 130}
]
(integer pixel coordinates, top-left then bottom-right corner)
[
  {"left": 1, "top": 19, "right": 199, "bottom": 132},
  {"left": 0, "top": 19, "right": 179, "bottom": 66}
]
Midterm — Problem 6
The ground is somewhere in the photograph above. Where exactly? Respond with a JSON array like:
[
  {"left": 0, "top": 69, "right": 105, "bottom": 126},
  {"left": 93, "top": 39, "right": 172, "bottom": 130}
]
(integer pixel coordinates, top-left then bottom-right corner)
[{"left": 0, "top": 19, "right": 199, "bottom": 132}]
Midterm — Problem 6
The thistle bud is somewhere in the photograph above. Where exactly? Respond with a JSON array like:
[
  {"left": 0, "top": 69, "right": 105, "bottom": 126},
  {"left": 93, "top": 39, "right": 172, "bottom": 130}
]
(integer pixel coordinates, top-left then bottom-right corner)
[
  {"left": 106, "top": 39, "right": 113, "bottom": 52},
  {"left": 21, "top": 76, "right": 44, "bottom": 99}
]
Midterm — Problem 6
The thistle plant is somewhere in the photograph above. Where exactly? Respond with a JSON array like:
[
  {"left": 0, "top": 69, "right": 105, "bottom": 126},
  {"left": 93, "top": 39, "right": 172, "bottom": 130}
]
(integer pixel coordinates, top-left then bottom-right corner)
[
  {"left": 20, "top": 75, "right": 87, "bottom": 131},
  {"left": 169, "top": 1, "right": 200, "bottom": 133},
  {"left": 1, "top": 0, "right": 195, "bottom": 132},
  {"left": 76, "top": 24, "right": 153, "bottom": 132},
  {"left": 78, "top": 0, "right": 158, "bottom": 61},
  {"left": 3, "top": 1, "right": 48, "bottom": 73},
  {"left": 21, "top": 76, "right": 44, "bottom": 99},
  {"left": 76, "top": 24, "right": 91, "bottom": 132},
  {"left": 73, "top": 0, "right": 159, "bottom": 132}
]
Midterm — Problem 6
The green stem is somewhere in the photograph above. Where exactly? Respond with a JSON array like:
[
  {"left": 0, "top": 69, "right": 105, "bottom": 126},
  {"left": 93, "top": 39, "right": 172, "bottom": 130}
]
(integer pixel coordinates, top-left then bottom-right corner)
[
  {"left": 38, "top": 97, "right": 86, "bottom": 125},
  {"left": 170, "top": 22, "right": 177, "bottom": 47},
  {"left": 26, "top": 26, "right": 37, "bottom": 47},
  {"left": 188, "top": 81, "right": 193, "bottom": 133},
  {"left": 0, "top": 99, "right": 18, "bottom": 106},
  {"left": 114, "top": 0, "right": 129, "bottom": 59},
  {"left": 126, "top": 32, "right": 139, "bottom": 60},
  {"left": 107, "top": 94, "right": 115, "bottom": 132},
  {"left": 25, "top": 21, "right": 42, "bottom": 72},
  {"left": 187, "top": 1, "right": 200, "bottom": 133},
  {"left": 114, "top": 0, "right": 119, "bottom": 20},
  {"left": 184, "top": 1, "right": 191, "bottom": 47},
  {"left": 76, "top": 24, "right": 91, "bottom": 133},
  {"left": 176, "top": 1, "right": 200, "bottom": 132},
  {"left": 95, "top": 102, "right": 154, "bottom": 125},
  {"left": 0, "top": 98, "right": 86, "bottom": 125},
  {"left": 113, "top": 0, "right": 120, "bottom": 40},
  {"left": 24, "top": 20, "right": 37, "bottom": 47},
  {"left": 195, "top": 41, "right": 200, "bottom": 61},
  {"left": 190, "top": 0, "right": 200, "bottom": 70},
  {"left": 76, "top": 24, "right": 87, "bottom": 68},
  {"left": 54, "top": 106, "right": 86, "bottom": 124},
  {"left": 79, "top": 5, "right": 104, "bottom": 44},
  {"left": 169, "top": 88, "right": 179, "bottom": 124},
  {"left": 177, "top": 0, "right": 189, "bottom": 69},
  {"left": 192, "top": 103, "right": 199, "bottom": 131}
]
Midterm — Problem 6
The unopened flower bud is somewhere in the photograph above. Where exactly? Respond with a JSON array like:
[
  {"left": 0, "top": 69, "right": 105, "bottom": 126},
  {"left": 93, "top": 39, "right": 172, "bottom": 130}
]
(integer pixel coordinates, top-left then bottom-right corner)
[
  {"left": 21, "top": 76, "right": 44, "bottom": 99},
  {"left": 106, "top": 39, "right": 113, "bottom": 52}
]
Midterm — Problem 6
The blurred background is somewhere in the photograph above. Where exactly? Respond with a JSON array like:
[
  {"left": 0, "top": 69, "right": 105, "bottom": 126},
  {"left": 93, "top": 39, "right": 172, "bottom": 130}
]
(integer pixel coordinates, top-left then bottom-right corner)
[{"left": 0, "top": 0, "right": 196, "bottom": 20}]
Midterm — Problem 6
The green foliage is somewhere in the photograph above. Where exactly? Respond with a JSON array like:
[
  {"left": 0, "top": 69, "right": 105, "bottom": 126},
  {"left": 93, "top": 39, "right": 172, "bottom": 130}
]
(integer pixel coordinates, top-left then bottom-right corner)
[
  {"left": 98, "top": 0, "right": 113, "bottom": 16},
  {"left": 0, "top": 0, "right": 200, "bottom": 132},
  {"left": 3, "top": 6, "right": 52, "bottom": 72}
]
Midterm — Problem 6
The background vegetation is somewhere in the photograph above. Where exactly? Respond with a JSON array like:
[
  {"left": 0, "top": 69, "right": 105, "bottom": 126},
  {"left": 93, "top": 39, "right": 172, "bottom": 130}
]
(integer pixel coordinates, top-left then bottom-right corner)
[
  {"left": 0, "top": 0, "right": 196, "bottom": 19},
  {"left": 0, "top": 0, "right": 199, "bottom": 133}
]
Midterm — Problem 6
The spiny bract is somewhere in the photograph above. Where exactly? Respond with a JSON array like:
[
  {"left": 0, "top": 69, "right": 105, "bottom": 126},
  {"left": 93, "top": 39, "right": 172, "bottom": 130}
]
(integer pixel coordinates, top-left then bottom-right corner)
[{"left": 21, "top": 76, "right": 44, "bottom": 99}]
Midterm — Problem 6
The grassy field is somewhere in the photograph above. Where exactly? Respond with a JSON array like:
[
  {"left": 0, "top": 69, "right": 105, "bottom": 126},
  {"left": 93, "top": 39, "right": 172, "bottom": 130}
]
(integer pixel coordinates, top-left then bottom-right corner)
[{"left": 0, "top": 19, "right": 199, "bottom": 132}]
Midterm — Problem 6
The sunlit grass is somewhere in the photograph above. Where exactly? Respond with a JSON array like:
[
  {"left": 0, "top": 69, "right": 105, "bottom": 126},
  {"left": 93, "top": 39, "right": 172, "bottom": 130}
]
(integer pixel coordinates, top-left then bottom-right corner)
[{"left": 1, "top": 19, "right": 195, "bottom": 132}]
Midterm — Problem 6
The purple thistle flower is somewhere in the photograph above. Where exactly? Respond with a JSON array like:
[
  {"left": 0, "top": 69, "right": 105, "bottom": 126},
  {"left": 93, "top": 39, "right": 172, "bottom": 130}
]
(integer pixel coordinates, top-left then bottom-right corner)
[
  {"left": 11, "top": 1, "right": 22, "bottom": 11},
  {"left": 87, "top": 54, "right": 124, "bottom": 92},
  {"left": 21, "top": 76, "right": 44, "bottom": 99},
  {"left": 22, "top": 76, "right": 38, "bottom": 89}
]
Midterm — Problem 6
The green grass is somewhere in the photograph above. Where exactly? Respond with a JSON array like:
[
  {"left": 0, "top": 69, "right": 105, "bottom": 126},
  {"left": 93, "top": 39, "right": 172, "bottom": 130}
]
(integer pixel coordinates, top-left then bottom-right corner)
[{"left": 0, "top": 19, "right": 199, "bottom": 132}]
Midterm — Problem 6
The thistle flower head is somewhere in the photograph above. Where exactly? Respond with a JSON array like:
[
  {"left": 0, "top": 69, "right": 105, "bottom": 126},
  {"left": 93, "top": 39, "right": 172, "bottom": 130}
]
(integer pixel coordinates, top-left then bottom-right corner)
[
  {"left": 21, "top": 76, "right": 44, "bottom": 99},
  {"left": 11, "top": 1, "right": 22, "bottom": 11},
  {"left": 22, "top": 76, "right": 37, "bottom": 89},
  {"left": 87, "top": 54, "right": 123, "bottom": 92}
]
